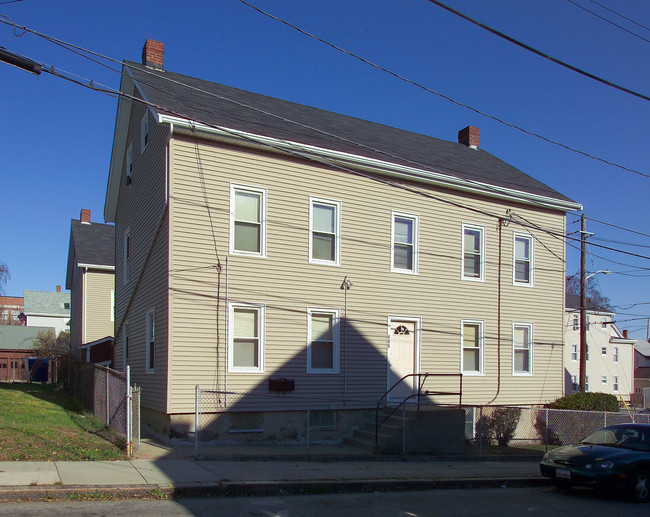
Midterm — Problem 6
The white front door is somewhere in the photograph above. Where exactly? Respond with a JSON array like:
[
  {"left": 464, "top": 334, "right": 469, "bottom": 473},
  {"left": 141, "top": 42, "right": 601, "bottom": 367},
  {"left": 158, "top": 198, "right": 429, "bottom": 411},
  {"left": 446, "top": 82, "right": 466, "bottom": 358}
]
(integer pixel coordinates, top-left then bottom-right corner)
[{"left": 388, "top": 320, "right": 417, "bottom": 402}]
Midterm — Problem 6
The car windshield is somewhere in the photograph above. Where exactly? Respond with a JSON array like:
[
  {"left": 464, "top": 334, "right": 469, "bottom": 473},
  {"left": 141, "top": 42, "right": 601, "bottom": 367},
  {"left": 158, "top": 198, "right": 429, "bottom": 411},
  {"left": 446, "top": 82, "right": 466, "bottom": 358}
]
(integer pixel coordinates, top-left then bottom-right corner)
[{"left": 580, "top": 426, "right": 650, "bottom": 451}]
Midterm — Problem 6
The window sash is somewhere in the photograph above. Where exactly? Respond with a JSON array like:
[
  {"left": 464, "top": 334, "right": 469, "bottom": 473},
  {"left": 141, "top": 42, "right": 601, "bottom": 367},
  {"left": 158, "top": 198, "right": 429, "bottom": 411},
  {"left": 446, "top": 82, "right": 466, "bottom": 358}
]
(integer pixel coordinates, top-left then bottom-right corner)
[
  {"left": 571, "top": 344, "right": 578, "bottom": 361},
  {"left": 462, "top": 322, "right": 483, "bottom": 374},
  {"left": 392, "top": 213, "right": 418, "bottom": 273},
  {"left": 613, "top": 347, "right": 619, "bottom": 363},
  {"left": 462, "top": 226, "right": 484, "bottom": 280},
  {"left": 232, "top": 188, "right": 264, "bottom": 254},
  {"left": 230, "top": 305, "right": 264, "bottom": 371},
  {"left": 310, "top": 199, "right": 340, "bottom": 265},
  {"left": 513, "top": 324, "right": 532, "bottom": 374},
  {"left": 514, "top": 234, "right": 533, "bottom": 284},
  {"left": 308, "top": 309, "right": 339, "bottom": 373}
]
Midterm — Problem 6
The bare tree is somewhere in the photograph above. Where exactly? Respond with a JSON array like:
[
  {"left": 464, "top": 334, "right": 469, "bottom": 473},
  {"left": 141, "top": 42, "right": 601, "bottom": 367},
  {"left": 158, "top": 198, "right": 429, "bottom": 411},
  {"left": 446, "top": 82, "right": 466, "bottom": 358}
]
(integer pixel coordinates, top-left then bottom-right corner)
[
  {"left": 0, "top": 263, "right": 9, "bottom": 295},
  {"left": 33, "top": 330, "right": 72, "bottom": 360},
  {"left": 566, "top": 272, "right": 612, "bottom": 311}
]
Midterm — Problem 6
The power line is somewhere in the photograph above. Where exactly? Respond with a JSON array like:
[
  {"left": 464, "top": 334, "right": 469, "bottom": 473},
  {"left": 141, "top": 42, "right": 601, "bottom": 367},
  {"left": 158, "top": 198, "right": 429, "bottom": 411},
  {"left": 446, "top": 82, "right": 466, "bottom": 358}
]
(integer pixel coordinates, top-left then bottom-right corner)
[
  {"left": 567, "top": 0, "right": 650, "bottom": 44},
  {"left": 236, "top": 0, "right": 650, "bottom": 179},
  {"left": 588, "top": 0, "right": 650, "bottom": 33},
  {"left": 427, "top": 0, "right": 650, "bottom": 103},
  {"left": 587, "top": 216, "right": 650, "bottom": 240}
]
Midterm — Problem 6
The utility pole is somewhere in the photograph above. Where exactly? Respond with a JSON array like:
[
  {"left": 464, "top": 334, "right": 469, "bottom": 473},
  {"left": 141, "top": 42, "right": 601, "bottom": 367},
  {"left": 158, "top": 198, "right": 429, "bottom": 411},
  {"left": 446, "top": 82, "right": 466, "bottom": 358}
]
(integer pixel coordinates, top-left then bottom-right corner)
[{"left": 579, "top": 213, "right": 587, "bottom": 392}]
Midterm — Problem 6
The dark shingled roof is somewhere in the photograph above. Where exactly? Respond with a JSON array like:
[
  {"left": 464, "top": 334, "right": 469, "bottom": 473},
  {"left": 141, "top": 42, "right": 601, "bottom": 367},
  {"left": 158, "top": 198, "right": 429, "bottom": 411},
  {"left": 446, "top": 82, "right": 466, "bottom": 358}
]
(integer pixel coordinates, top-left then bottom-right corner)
[
  {"left": 126, "top": 62, "right": 575, "bottom": 204},
  {"left": 565, "top": 294, "right": 611, "bottom": 312},
  {"left": 70, "top": 220, "right": 115, "bottom": 267}
]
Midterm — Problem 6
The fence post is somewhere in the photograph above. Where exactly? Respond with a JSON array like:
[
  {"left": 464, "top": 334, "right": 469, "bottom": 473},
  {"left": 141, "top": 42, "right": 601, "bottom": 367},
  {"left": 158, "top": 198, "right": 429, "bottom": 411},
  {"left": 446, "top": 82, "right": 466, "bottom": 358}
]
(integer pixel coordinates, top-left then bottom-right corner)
[
  {"left": 105, "top": 368, "right": 110, "bottom": 425},
  {"left": 545, "top": 408, "right": 549, "bottom": 452},
  {"left": 604, "top": 411, "right": 607, "bottom": 428},
  {"left": 126, "top": 365, "right": 132, "bottom": 457},
  {"left": 195, "top": 386, "right": 200, "bottom": 457},
  {"left": 478, "top": 406, "right": 483, "bottom": 456}
]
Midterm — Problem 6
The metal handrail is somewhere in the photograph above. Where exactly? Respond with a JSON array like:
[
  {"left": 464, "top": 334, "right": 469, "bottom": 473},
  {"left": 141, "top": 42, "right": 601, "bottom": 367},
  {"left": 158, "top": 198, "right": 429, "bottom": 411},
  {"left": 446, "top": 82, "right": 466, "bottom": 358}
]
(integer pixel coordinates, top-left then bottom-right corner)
[{"left": 374, "top": 373, "right": 463, "bottom": 447}]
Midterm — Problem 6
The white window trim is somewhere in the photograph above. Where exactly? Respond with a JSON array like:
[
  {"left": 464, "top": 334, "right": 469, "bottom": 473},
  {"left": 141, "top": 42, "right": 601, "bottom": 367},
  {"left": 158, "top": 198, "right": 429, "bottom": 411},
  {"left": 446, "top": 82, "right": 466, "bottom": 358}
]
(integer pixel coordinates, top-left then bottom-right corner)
[
  {"left": 613, "top": 376, "right": 619, "bottom": 392},
  {"left": 461, "top": 223, "right": 486, "bottom": 282},
  {"left": 229, "top": 184, "right": 267, "bottom": 258},
  {"left": 512, "top": 322, "right": 534, "bottom": 376},
  {"left": 123, "top": 321, "right": 129, "bottom": 368},
  {"left": 110, "top": 290, "right": 115, "bottom": 322},
  {"left": 140, "top": 112, "right": 149, "bottom": 153},
  {"left": 572, "top": 313, "right": 579, "bottom": 331},
  {"left": 601, "top": 375, "right": 607, "bottom": 385},
  {"left": 571, "top": 344, "right": 578, "bottom": 362},
  {"left": 145, "top": 308, "right": 155, "bottom": 374},
  {"left": 228, "top": 302, "right": 265, "bottom": 373},
  {"left": 460, "top": 319, "right": 485, "bottom": 376},
  {"left": 123, "top": 227, "right": 130, "bottom": 285},
  {"left": 309, "top": 196, "right": 341, "bottom": 266},
  {"left": 585, "top": 375, "right": 590, "bottom": 391},
  {"left": 391, "top": 211, "right": 419, "bottom": 275},
  {"left": 601, "top": 346, "right": 608, "bottom": 356},
  {"left": 613, "top": 346, "right": 620, "bottom": 363},
  {"left": 513, "top": 232, "right": 534, "bottom": 287},
  {"left": 307, "top": 308, "right": 340, "bottom": 374}
]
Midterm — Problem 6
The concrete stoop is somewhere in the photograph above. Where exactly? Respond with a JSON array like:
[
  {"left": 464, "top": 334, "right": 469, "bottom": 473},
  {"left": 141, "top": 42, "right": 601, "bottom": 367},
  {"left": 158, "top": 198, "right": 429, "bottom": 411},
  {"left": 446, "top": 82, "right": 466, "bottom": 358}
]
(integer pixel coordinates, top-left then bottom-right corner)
[{"left": 344, "top": 407, "right": 416, "bottom": 454}]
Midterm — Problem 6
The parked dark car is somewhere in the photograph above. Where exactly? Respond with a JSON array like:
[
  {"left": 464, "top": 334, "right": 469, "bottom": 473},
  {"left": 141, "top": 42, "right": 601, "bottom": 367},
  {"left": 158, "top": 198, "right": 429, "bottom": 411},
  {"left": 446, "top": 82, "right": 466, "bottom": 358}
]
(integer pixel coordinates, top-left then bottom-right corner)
[{"left": 540, "top": 423, "right": 650, "bottom": 502}]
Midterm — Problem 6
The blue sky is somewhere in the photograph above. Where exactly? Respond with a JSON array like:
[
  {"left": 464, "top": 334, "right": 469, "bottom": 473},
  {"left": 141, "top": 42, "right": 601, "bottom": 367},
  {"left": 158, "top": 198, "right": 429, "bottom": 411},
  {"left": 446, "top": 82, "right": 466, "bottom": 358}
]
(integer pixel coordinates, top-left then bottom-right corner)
[{"left": 1, "top": 0, "right": 649, "bottom": 336}]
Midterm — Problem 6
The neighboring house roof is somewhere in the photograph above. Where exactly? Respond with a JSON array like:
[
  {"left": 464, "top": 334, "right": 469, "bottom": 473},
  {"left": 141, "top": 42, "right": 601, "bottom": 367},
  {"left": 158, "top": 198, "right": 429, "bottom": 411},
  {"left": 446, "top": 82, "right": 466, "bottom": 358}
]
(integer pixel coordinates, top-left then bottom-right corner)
[
  {"left": 23, "top": 290, "right": 71, "bottom": 317},
  {"left": 0, "top": 325, "right": 55, "bottom": 351},
  {"left": 635, "top": 340, "right": 650, "bottom": 358},
  {"left": 635, "top": 367, "right": 650, "bottom": 379},
  {"left": 80, "top": 336, "right": 114, "bottom": 350},
  {"left": 65, "top": 219, "right": 115, "bottom": 289},
  {"left": 565, "top": 294, "right": 612, "bottom": 314},
  {"left": 106, "top": 59, "right": 581, "bottom": 221}
]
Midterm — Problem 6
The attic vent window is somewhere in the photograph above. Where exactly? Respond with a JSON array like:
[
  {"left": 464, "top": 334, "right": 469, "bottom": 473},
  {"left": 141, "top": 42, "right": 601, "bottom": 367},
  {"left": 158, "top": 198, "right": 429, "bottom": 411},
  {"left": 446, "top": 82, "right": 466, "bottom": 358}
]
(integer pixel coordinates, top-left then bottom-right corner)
[{"left": 394, "top": 325, "right": 410, "bottom": 335}]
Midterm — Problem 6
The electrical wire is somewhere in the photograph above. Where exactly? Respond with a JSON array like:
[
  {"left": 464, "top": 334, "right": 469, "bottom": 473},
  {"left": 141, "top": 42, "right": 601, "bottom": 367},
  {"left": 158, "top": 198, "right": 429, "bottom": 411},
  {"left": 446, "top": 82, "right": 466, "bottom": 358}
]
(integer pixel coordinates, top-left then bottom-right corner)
[
  {"left": 567, "top": 0, "right": 650, "bottom": 44},
  {"left": 235, "top": 0, "right": 650, "bottom": 179},
  {"left": 427, "top": 0, "right": 650, "bottom": 103},
  {"left": 588, "top": 0, "right": 650, "bottom": 34},
  {"left": 587, "top": 216, "right": 650, "bottom": 240}
]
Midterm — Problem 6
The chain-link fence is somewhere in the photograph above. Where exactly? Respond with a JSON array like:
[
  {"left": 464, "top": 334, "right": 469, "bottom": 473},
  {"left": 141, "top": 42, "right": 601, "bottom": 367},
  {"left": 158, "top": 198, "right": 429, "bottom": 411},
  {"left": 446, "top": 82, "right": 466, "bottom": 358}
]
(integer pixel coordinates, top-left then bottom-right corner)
[
  {"left": 67, "top": 362, "right": 140, "bottom": 455},
  {"left": 469, "top": 405, "right": 650, "bottom": 455},
  {"left": 194, "top": 387, "right": 650, "bottom": 456}
]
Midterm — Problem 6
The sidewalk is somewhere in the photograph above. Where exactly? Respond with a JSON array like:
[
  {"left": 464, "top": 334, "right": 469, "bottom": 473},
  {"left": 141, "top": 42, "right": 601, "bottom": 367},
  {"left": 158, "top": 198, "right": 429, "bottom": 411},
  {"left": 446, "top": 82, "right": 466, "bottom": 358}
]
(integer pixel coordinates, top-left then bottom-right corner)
[{"left": 0, "top": 439, "right": 548, "bottom": 502}]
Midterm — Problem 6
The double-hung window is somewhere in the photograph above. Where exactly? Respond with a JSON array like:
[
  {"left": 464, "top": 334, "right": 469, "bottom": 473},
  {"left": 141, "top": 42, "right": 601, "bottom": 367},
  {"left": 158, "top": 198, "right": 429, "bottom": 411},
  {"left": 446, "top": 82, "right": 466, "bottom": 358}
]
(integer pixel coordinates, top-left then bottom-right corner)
[
  {"left": 572, "top": 314, "right": 579, "bottom": 331},
  {"left": 307, "top": 308, "right": 340, "bottom": 373},
  {"left": 571, "top": 344, "right": 578, "bottom": 362},
  {"left": 229, "top": 303, "right": 264, "bottom": 372},
  {"left": 613, "top": 346, "right": 619, "bottom": 363},
  {"left": 513, "top": 323, "right": 533, "bottom": 375},
  {"left": 613, "top": 376, "right": 619, "bottom": 392},
  {"left": 570, "top": 375, "right": 578, "bottom": 392},
  {"left": 391, "top": 212, "right": 418, "bottom": 274},
  {"left": 513, "top": 233, "right": 533, "bottom": 286},
  {"left": 461, "top": 320, "right": 484, "bottom": 375},
  {"left": 601, "top": 375, "right": 607, "bottom": 385},
  {"left": 601, "top": 346, "right": 607, "bottom": 356},
  {"left": 145, "top": 309, "right": 155, "bottom": 374},
  {"left": 309, "top": 197, "right": 341, "bottom": 265},
  {"left": 230, "top": 185, "right": 266, "bottom": 257},
  {"left": 462, "top": 224, "right": 485, "bottom": 281}
]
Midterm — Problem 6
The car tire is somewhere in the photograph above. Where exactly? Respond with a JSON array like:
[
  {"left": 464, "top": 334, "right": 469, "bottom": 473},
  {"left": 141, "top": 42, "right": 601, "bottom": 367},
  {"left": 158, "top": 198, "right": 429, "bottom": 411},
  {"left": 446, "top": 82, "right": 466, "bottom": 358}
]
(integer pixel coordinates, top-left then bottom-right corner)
[{"left": 629, "top": 470, "right": 650, "bottom": 503}]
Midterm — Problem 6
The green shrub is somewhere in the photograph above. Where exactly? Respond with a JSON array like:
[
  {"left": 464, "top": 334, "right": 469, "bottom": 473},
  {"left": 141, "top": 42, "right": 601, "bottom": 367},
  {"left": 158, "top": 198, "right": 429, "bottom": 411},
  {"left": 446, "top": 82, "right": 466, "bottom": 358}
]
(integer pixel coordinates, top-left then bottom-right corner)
[
  {"left": 474, "top": 407, "right": 522, "bottom": 447},
  {"left": 549, "top": 392, "right": 618, "bottom": 412}
]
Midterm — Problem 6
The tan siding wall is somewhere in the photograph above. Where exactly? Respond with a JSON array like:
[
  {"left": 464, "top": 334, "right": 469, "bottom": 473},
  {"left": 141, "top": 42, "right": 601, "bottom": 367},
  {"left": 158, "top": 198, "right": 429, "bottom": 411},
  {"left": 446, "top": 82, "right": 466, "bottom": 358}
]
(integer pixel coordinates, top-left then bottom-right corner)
[
  {"left": 112, "top": 100, "right": 170, "bottom": 414},
  {"left": 84, "top": 270, "right": 115, "bottom": 343},
  {"left": 167, "top": 136, "right": 568, "bottom": 414}
]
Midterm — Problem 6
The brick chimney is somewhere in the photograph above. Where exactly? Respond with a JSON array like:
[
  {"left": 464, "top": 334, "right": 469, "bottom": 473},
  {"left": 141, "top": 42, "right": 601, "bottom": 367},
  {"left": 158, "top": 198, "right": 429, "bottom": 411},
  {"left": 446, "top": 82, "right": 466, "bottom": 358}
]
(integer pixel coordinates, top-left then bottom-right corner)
[
  {"left": 56, "top": 285, "right": 61, "bottom": 293},
  {"left": 142, "top": 39, "right": 164, "bottom": 70},
  {"left": 458, "top": 126, "right": 480, "bottom": 149},
  {"left": 80, "top": 209, "right": 91, "bottom": 224},
  {"left": 623, "top": 329, "right": 629, "bottom": 339}
]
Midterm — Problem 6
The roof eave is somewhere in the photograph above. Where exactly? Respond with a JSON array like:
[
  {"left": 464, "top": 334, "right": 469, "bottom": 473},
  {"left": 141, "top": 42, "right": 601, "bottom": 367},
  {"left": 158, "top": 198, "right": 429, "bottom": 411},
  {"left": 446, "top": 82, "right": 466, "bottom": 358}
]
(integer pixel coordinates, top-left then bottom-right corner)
[{"left": 163, "top": 115, "right": 582, "bottom": 213}]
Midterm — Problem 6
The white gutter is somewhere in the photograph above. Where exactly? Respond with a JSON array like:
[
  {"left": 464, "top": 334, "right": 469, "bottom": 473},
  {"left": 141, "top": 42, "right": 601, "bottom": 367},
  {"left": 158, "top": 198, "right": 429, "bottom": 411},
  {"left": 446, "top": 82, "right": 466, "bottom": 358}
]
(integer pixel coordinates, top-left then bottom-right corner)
[
  {"left": 161, "top": 115, "right": 582, "bottom": 213},
  {"left": 77, "top": 263, "right": 115, "bottom": 271}
]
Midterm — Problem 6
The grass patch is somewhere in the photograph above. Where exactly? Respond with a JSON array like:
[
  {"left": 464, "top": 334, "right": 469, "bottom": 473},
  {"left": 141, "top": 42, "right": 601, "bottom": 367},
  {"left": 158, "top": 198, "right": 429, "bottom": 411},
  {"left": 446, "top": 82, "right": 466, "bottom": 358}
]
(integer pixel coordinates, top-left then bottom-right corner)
[{"left": 0, "top": 383, "right": 126, "bottom": 461}]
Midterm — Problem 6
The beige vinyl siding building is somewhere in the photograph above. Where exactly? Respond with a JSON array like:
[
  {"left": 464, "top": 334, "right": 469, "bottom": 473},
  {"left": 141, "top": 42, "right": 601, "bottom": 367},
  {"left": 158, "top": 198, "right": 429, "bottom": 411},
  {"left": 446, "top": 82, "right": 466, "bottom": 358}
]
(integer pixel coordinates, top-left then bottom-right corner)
[
  {"left": 66, "top": 210, "right": 115, "bottom": 362},
  {"left": 105, "top": 41, "right": 582, "bottom": 436},
  {"left": 563, "top": 297, "right": 635, "bottom": 400}
]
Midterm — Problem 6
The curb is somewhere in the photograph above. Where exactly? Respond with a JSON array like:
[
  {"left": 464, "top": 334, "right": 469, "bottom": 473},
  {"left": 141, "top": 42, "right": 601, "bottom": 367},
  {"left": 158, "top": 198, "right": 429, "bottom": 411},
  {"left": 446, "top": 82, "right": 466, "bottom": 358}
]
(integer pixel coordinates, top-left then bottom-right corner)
[{"left": 0, "top": 477, "right": 550, "bottom": 502}]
